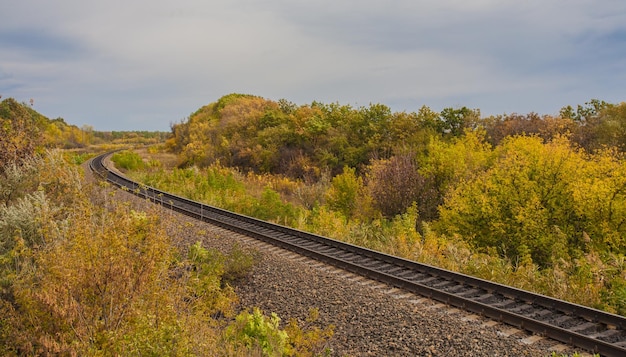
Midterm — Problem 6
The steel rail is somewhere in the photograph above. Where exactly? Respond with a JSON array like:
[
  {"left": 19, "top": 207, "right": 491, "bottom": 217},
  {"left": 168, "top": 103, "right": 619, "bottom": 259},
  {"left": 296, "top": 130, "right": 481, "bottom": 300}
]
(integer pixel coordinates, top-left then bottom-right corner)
[{"left": 90, "top": 152, "right": 626, "bottom": 357}]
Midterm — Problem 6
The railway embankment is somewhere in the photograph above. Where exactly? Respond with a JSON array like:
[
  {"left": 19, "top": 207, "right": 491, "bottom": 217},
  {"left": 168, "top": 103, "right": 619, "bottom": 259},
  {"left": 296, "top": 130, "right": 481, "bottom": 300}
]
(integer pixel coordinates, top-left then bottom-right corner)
[{"left": 90, "top": 158, "right": 579, "bottom": 356}]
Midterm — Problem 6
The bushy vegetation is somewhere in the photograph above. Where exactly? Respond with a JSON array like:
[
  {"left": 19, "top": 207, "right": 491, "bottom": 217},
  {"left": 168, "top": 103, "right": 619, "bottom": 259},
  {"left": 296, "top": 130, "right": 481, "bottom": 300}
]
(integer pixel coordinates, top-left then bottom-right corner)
[
  {"left": 225, "top": 307, "right": 333, "bottom": 356},
  {"left": 151, "top": 94, "right": 626, "bottom": 315},
  {"left": 0, "top": 152, "right": 333, "bottom": 356},
  {"left": 0, "top": 99, "right": 333, "bottom": 356},
  {"left": 112, "top": 150, "right": 147, "bottom": 171}
]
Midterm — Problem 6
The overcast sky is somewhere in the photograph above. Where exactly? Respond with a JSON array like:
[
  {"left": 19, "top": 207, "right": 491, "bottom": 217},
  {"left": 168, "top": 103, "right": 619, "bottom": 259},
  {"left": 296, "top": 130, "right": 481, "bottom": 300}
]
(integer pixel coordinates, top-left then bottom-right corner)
[{"left": 1, "top": 0, "right": 625, "bottom": 131}]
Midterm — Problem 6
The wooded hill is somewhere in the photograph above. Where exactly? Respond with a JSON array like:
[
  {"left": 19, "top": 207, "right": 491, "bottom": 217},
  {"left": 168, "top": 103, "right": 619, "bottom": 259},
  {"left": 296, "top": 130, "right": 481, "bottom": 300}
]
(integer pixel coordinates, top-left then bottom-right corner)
[{"left": 167, "top": 94, "right": 626, "bottom": 177}]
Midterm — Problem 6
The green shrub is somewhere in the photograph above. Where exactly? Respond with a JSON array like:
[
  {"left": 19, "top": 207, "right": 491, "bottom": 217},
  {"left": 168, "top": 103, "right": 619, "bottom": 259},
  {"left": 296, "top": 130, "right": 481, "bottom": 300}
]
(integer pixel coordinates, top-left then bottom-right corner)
[
  {"left": 0, "top": 156, "right": 39, "bottom": 204},
  {"left": 111, "top": 150, "right": 145, "bottom": 171},
  {"left": 66, "top": 152, "right": 91, "bottom": 165},
  {"left": 225, "top": 308, "right": 289, "bottom": 356},
  {"left": 222, "top": 243, "right": 258, "bottom": 286}
]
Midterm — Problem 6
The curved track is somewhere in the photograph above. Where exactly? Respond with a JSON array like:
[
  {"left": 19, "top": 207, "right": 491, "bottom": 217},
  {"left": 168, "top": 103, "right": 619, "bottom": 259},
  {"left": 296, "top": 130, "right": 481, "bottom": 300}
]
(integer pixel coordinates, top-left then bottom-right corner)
[{"left": 91, "top": 152, "right": 626, "bottom": 356}]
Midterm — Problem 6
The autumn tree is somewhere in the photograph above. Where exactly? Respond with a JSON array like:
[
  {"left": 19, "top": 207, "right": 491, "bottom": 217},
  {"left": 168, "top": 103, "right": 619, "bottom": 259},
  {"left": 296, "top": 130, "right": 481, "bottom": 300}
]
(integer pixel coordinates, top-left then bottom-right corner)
[
  {"left": 366, "top": 154, "right": 437, "bottom": 221},
  {"left": 560, "top": 99, "right": 610, "bottom": 123},
  {"left": 437, "top": 106, "right": 480, "bottom": 137},
  {"left": 560, "top": 99, "right": 626, "bottom": 151},
  {"left": 325, "top": 166, "right": 366, "bottom": 220},
  {"left": 570, "top": 147, "right": 626, "bottom": 252},
  {"left": 481, "top": 112, "right": 577, "bottom": 146},
  {"left": 436, "top": 135, "right": 589, "bottom": 268},
  {"left": 419, "top": 129, "right": 493, "bottom": 211},
  {"left": 586, "top": 102, "right": 626, "bottom": 151}
]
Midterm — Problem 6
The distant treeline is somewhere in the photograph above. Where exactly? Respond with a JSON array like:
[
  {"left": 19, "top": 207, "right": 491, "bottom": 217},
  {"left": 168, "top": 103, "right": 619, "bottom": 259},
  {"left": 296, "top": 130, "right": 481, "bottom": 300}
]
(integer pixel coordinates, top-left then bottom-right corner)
[
  {"left": 0, "top": 97, "right": 170, "bottom": 155},
  {"left": 93, "top": 130, "right": 170, "bottom": 141}
]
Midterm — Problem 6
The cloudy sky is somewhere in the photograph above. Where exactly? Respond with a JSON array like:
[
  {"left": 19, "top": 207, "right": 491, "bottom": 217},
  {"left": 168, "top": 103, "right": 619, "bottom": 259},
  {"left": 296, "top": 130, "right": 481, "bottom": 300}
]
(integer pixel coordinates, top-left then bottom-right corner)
[{"left": 1, "top": 0, "right": 625, "bottom": 131}]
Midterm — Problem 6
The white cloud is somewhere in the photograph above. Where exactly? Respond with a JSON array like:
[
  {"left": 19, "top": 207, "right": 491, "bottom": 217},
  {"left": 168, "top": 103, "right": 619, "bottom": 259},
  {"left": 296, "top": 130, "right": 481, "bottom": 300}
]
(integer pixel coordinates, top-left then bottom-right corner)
[{"left": 0, "top": 0, "right": 625, "bottom": 129}]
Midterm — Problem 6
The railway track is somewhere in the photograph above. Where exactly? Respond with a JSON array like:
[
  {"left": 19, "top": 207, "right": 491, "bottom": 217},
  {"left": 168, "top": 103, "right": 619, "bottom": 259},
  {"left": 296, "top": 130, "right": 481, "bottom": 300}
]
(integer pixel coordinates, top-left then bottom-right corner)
[{"left": 90, "top": 151, "right": 626, "bottom": 357}]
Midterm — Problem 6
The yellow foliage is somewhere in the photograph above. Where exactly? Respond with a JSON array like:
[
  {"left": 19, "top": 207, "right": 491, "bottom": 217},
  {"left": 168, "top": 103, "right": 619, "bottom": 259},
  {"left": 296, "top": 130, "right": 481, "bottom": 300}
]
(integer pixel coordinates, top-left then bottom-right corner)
[
  {"left": 0, "top": 155, "right": 235, "bottom": 355},
  {"left": 420, "top": 129, "right": 493, "bottom": 195}
]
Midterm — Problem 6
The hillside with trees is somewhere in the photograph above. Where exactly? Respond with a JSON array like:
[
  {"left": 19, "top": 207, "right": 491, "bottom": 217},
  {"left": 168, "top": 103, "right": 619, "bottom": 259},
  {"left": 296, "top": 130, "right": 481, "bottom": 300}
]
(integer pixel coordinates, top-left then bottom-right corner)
[{"left": 155, "top": 94, "right": 626, "bottom": 315}]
